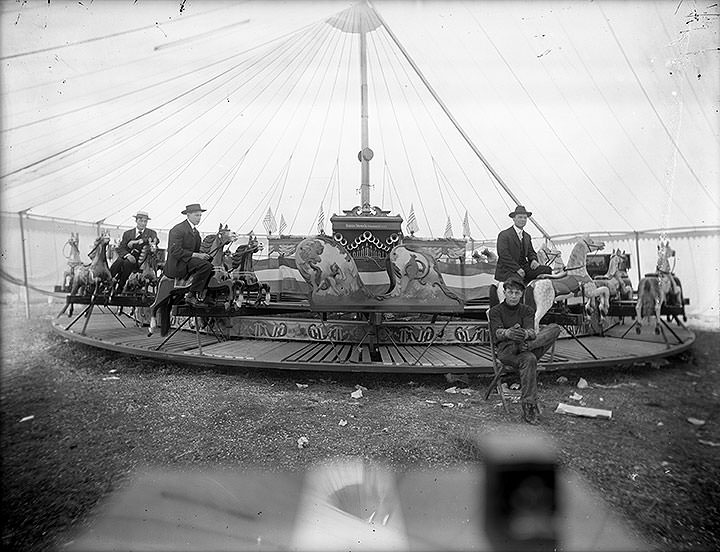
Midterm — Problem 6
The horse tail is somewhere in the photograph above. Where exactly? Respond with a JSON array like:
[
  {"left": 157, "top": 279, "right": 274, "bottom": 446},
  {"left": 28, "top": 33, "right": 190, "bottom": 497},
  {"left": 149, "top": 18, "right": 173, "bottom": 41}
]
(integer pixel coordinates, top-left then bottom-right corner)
[
  {"left": 523, "top": 284, "right": 536, "bottom": 310},
  {"left": 639, "top": 278, "right": 656, "bottom": 317}
]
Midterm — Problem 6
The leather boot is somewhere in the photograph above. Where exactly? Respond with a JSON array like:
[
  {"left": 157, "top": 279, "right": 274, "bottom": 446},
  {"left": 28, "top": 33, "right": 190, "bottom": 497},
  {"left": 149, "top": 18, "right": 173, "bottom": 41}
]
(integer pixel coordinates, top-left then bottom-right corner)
[{"left": 522, "top": 402, "right": 539, "bottom": 425}]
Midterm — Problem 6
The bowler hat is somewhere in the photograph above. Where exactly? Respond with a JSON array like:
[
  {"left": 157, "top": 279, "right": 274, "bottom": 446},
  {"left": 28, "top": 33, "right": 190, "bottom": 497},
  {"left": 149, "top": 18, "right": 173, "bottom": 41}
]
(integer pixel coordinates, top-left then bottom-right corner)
[
  {"left": 134, "top": 210, "right": 151, "bottom": 220},
  {"left": 181, "top": 203, "right": 207, "bottom": 215},
  {"left": 508, "top": 205, "right": 532, "bottom": 218},
  {"left": 504, "top": 273, "right": 526, "bottom": 291}
]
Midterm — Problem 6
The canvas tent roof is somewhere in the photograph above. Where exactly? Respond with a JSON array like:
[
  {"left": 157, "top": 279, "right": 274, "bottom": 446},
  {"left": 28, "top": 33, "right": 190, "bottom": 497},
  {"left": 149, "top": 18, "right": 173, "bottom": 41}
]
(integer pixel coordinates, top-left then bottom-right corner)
[{"left": 1, "top": 0, "right": 717, "bottom": 237}]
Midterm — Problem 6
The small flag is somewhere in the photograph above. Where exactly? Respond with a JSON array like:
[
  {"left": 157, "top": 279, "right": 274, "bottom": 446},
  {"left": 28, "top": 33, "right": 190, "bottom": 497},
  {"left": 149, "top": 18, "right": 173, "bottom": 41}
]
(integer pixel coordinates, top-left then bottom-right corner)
[
  {"left": 263, "top": 207, "right": 277, "bottom": 235},
  {"left": 444, "top": 216, "right": 453, "bottom": 239},
  {"left": 462, "top": 211, "right": 471, "bottom": 238},
  {"left": 407, "top": 204, "right": 419, "bottom": 235},
  {"left": 317, "top": 204, "right": 325, "bottom": 234},
  {"left": 279, "top": 214, "right": 287, "bottom": 235}
]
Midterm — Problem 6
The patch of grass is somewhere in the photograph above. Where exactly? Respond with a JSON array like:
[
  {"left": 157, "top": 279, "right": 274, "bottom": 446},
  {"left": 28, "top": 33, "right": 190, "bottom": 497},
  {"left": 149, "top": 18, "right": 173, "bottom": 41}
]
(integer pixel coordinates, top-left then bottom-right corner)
[{"left": 1, "top": 302, "right": 719, "bottom": 551}]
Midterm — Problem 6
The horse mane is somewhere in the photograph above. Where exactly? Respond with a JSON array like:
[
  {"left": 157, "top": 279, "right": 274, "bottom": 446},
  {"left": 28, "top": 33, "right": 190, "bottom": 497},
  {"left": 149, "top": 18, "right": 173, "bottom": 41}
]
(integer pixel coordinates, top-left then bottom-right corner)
[{"left": 199, "top": 234, "right": 216, "bottom": 254}]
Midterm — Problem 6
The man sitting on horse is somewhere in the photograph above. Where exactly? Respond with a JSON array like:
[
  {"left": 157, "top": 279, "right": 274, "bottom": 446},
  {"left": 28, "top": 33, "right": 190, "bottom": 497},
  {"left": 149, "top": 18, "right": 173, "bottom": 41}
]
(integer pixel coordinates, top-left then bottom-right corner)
[
  {"left": 110, "top": 210, "right": 159, "bottom": 293},
  {"left": 488, "top": 274, "right": 561, "bottom": 425},
  {"left": 164, "top": 203, "right": 213, "bottom": 307},
  {"left": 495, "top": 205, "right": 552, "bottom": 285}
]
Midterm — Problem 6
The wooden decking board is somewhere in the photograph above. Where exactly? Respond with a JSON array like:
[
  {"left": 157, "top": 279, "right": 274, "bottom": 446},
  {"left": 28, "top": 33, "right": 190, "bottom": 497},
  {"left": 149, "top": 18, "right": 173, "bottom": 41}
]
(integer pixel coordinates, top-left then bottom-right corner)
[
  {"left": 52, "top": 312, "right": 695, "bottom": 374},
  {"left": 434, "top": 345, "right": 487, "bottom": 367}
]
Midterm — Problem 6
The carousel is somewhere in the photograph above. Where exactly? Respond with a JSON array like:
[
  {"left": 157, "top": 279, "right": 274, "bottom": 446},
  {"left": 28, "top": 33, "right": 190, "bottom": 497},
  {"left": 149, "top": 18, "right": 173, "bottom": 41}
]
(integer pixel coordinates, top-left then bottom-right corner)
[{"left": 51, "top": 2, "right": 694, "bottom": 374}]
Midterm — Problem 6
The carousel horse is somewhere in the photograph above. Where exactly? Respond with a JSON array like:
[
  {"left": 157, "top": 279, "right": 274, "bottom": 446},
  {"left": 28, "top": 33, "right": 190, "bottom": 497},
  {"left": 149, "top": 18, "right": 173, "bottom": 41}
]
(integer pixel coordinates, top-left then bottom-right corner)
[
  {"left": 472, "top": 247, "right": 497, "bottom": 264},
  {"left": 635, "top": 239, "right": 683, "bottom": 333},
  {"left": 593, "top": 249, "right": 633, "bottom": 301},
  {"left": 62, "top": 232, "right": 82, "bottom": 292},
  {"left": 522, "top": 236, "right": 610, "bottom": 331},
  {"left": 230, "top": 233, "right": 271, "bottom": 307},
  {"left": 68, "top": 232, "right": 114, "bottom": 315},
  {"left": 148, "top": 224, "right": 238, "bottom": 336},
  {"left": 123, "top": 237, "right": 160, "bottom": 296}
]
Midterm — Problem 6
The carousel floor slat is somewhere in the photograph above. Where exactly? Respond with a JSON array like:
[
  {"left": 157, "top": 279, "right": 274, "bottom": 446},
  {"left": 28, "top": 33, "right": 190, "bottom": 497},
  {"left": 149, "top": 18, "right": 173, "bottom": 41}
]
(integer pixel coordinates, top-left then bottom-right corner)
[{"left": 52, "top": 312, "right": 695, "bottom": 374}]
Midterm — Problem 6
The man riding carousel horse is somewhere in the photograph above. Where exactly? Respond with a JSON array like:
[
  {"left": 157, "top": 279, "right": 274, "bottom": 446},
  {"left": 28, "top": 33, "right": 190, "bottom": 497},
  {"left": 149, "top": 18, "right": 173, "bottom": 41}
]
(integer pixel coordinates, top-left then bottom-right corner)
[
  {"left": 110, "top": 211, "right": 160, "bottom": 293},
  {"left": 164, "top": 203, "right": 213, "bottom": 307}
]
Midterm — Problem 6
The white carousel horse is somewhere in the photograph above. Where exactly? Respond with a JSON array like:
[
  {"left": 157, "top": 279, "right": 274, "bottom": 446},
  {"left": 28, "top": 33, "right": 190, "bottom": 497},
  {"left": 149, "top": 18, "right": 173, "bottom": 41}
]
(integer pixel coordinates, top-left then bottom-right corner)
[
  {"left": 62, "top": 232, "right": 81, "bottom": 291},
  {"left": 594, "top": 249, "right": 633, "bottom": 301},
  {"left": 521, "top": 236, "right": 610, "bottom": 331},
  {"left": 635, "top": 239, "right": 680, "bottom": 334}
]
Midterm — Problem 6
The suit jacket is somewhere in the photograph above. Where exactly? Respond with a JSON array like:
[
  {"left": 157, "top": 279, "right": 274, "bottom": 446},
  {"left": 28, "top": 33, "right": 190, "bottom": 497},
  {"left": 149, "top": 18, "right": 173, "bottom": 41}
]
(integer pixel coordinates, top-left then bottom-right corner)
[
  {"left": 494, "top": 226, "right": 539, "bottom": 281},
  {"left": 164, "top": 220, "right": 201, "bottom": 279},
  {"left": 117, "top": 227, "right": 159, "bottom": 260}
]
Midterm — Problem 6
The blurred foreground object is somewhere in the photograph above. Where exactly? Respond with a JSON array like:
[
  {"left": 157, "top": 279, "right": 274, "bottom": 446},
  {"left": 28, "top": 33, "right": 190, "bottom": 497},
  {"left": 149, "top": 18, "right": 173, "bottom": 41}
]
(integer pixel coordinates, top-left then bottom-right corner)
[{"left": 67, "top": 434, "right": 646, "bottom": 551}]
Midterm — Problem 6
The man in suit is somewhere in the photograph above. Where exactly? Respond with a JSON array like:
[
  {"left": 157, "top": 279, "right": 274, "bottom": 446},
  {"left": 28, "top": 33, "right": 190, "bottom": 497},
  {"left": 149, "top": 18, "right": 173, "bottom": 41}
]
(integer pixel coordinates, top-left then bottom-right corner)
[
  {"left": 494, "top": 205, "right": 552, "bottom": 285},
  {"left": 164, "top": 203, "right": 213, "bottom": 307},
  {"left": 110, "top": 211, "right": 159, "bottom": 293}
]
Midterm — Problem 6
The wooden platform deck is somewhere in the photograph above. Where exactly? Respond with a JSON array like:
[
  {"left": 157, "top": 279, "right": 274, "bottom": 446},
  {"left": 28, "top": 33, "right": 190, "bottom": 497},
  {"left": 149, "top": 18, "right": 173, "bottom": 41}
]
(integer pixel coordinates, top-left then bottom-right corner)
[{"left": 51, "top": 308, "right": 695, "bottom": 374}]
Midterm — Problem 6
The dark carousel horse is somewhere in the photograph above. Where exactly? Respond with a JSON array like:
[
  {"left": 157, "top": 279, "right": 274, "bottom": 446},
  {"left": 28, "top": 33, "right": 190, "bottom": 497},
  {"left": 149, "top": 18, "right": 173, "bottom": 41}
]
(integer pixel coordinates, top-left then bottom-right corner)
[
  {"left": 68, "top": 232, "right": 114, "bottom": 316},
  {"left": 230, "top": 233, "right": 271, "bottom": 307},
  {"left": 124, "top": 237, "right": 160, "bottom": 297},
  {"left": 148, "top": 224, "right": 238, "bottom": 336}
]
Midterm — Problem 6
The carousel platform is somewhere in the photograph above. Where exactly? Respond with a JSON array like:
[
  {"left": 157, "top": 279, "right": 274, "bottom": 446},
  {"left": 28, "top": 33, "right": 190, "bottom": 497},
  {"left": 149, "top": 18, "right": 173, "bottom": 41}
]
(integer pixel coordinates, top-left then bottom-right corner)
[{"left": 51, "top": 304, "right": 695, "bottom": 374}]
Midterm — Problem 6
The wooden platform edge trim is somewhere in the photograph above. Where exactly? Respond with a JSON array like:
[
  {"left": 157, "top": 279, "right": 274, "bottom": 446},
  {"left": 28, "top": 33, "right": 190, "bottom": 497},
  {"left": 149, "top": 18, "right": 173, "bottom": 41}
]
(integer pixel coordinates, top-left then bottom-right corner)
[{"left": 51, "top": 319, "right": 695, "bottom": 375}]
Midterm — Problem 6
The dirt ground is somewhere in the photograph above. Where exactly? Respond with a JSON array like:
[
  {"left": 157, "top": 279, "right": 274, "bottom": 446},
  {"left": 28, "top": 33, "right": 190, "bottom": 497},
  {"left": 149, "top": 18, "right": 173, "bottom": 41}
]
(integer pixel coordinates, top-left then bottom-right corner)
[{"left": 1, "top": 300, "right": 719, "bottom": 551}]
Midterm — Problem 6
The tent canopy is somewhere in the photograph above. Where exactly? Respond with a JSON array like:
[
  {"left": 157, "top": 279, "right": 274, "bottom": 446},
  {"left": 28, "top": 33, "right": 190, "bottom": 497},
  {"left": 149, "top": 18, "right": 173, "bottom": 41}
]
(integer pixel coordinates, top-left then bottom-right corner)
[{"left": 2, "top": 0, "right": 718, "bottom": 238}]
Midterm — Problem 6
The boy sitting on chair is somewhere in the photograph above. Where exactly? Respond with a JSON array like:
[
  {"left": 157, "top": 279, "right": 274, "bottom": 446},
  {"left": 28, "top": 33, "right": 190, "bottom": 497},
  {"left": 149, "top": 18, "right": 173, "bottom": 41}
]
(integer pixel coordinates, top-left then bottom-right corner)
[{"left": 488, "top": 274, "right": 561, "bottom": 424}]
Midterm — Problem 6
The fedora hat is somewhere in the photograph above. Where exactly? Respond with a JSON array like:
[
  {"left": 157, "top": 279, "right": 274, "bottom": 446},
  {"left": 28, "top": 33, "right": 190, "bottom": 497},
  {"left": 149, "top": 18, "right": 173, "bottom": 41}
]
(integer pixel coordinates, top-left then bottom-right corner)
[
  {"left": 504, "top": 273, "right": 526, "bottom": 291},
  {"left": 181, "top": 203, "right": 207, "bottom": 214},
  {"left": 508, "top": 205, "right": 532, "bottom": 218},
  {"left": 134, "top": 210, "right": 151, "bottom": 220}
]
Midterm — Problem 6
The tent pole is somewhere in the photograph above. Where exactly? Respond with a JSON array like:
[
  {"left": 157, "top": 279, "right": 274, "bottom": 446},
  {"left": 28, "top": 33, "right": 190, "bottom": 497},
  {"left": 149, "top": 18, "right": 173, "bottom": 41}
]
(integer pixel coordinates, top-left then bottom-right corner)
[
  {"left": 634, "top": 231, "right": 642, "bottom": 284},
  {"left": 369, "top": 0, "right": 552, "bottom": 242},
  {"left": 18, "top": 210, "right": 31, "bottom": 319}
]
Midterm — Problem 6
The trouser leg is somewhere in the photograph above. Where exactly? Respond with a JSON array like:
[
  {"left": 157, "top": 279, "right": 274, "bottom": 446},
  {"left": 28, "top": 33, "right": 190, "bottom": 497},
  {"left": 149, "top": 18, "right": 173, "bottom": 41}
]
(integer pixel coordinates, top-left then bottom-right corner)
[
  {"left": 186, "top": 258, "right": 213, "bottom": 295},
  {"left": 524, "top": 265, "right": 552, "bottom": 283},
  {"left": 526, "top": 323, "right": 562, "bottom": 361},
  {"left": 111, "top": 258, "right": 135, "bottom": 291},
  {"left": 497, "top": 349, "right": 538, "bottom": 405}
]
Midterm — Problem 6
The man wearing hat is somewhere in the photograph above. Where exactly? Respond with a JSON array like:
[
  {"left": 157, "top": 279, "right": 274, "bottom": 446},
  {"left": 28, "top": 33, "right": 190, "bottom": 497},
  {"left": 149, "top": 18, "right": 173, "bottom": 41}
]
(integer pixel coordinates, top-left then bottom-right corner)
[
  {"left": 494, "top": 205, "right": 552, "bottom": 284},
  {"left": 488, "top": 274, "right": 561, "bottom": 424},
  {"left": 110, "top": 210, "right": 159, "bottom": 293},
  {"left": 164, "top": 204, "right": 213, "bottom": 307}
]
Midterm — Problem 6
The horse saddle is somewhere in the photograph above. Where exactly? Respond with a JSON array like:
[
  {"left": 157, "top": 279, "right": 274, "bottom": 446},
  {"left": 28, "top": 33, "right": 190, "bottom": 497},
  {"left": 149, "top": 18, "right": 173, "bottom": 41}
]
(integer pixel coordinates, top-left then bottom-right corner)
[{"left": 548, "top": 274, "right": 584, "bottom": 297}]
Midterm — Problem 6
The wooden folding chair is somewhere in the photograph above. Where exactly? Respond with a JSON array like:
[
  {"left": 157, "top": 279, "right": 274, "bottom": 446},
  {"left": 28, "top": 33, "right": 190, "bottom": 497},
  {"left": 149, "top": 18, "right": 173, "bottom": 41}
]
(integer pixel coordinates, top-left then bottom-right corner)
[{"left": 484, "top": 284, "right": 511, "bottom": 413}]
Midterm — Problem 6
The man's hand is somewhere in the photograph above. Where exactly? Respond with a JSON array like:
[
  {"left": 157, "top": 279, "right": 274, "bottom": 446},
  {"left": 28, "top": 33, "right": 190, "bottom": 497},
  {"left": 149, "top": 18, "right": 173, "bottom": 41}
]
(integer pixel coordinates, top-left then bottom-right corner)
[
  {"left": 192, "top": 252, "right": 212, "bottom": 261},
  {"left": 124, "top": 254, "right": 137, "bottom": 264},
  {"left": 517, "top": 268, "right": 525, "bottom": 277},
  {"left": 506, "top": 324, "right": 527, "bottom": 342},
  {"left": 530, "top": 260, "right": 540, "bottom": 270}
]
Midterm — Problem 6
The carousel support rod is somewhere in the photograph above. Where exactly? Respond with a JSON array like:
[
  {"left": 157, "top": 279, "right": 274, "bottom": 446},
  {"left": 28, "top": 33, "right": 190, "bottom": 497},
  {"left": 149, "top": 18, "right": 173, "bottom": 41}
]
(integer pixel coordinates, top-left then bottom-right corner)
[
  {"left": 369, "top": 1, "right": 551, "bottom": 242},
  {"left": 18, "top": 210, "right": 31, "bottom": 319}
]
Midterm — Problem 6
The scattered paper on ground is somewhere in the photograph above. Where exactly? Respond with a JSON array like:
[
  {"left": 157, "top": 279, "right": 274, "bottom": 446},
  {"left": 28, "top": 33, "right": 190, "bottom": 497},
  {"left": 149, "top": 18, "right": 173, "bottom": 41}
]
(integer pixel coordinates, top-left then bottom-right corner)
[
  {"left": 441, "top": 403, "right": 455, "bottom": 408},
  {"left": 338, "top": 419, "right": 347, "bottom": 427},
  {"left": 687, "top": 417, "right": 706, "bottom": 426},
  {"left": 577, "top": 377, "right": 589, "bottom": 389},
  {"left": 102, "top": 376, "right": 120, "bottom": 381},
  {"left": 556, "top": 376, "right": 568, "bottom": 384},
  {"left": 297, "top": 436, "right": 309, "bottom": 449},
  {"left": 19, "top": 415, "right": 34, "bottom": 423},
  {"left": 295, "top": 383, "right": 308, "bottom": 389},
  {"left": 569, "top": 392, "right": 583, "bottom": 401},
  {"left": 445, "top": 387, "right": 459, "bottom": 394},
  {"left": 350, "top": 389, "right": 363, "bottom": 399},
  {"left": 698, "top": 440, "right": 720, "bottom": 447},
  {"left": 555, "top": 402, "right": 612, "bottom": 419}
]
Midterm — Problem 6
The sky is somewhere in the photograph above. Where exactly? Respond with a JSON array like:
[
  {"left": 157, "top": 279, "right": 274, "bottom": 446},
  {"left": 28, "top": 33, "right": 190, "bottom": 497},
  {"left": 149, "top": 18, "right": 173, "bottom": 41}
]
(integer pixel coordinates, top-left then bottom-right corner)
[{"left": 1, "top": 0, "right": 718, "bottom": 239}]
